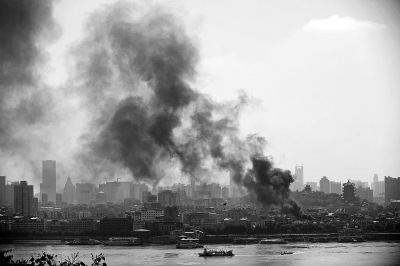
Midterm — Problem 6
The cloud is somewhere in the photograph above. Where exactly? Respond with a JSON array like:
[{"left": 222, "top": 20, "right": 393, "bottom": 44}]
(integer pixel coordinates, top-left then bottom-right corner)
[{"left": 303, "top": 15, "right": 385, "bottom": 33}]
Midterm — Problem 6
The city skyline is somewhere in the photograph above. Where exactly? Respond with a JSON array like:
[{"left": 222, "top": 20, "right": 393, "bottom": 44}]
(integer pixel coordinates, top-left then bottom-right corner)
[
  {"left": 1, "top": 2, "right": 399, "bottom": 264},
  {"left": 0, "top": 160, "right": 395, "bottom": 194},
  {"left": 0, "top": 0, "right": 399, "bottom": 193}
]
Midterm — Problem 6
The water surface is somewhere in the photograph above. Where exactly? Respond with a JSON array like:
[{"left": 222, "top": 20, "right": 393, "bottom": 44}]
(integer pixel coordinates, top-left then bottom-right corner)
[{"left": 5, "top": 241, "right": 400, "bottom": 266}]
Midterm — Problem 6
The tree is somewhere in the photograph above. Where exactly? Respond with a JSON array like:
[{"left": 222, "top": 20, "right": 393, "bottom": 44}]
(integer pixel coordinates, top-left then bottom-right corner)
[{"left": 304, "top": 185, "right": 312, "bottom": 192}]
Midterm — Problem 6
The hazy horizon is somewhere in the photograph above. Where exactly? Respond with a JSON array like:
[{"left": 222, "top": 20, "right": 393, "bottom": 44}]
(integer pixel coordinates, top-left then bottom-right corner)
[{"left": 1, "top": 0, "right": 399, "bottom": 192}]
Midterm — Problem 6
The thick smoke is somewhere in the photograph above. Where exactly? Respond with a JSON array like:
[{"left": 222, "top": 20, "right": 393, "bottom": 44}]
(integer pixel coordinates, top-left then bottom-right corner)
[
  {"left": 0, "top": 1, "right": 303, "bottom": 216},
  {"left": 0, "top": 0, "right": 59, "bottom": 179},
  {"left": 242, "top": 157, "right": 306, "bottom": 217},
  {"left": 70, "top": 2, "right": 305, "bottom": 216}
]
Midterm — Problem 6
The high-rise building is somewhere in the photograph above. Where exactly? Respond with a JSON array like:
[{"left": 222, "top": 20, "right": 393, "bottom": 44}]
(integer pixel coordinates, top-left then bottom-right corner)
[
  {"left": 56, "top": 193, "right": 63, "bottom": 206},
  {"left": 143, "top": 191, "right": 157, "bottom": 203},
  {"left": 4, "top": 181, "right": 19, "bottom": 207},
  {"left": 373, "top": 174, "right": 378, "bottom": 183},
  {"left": 99, "top": 181, "right": 122, "bottom": 203},
  {"left": 385, "top": 176, "right": 400, "bottom": 202},
  {"left": 158, "top": 190, "right": 178, "bottom": 207},
  {"left": 41, "top": 194, "right": 48, "bottom": 203},
  {"left": 96, "top": 191, "right": 107, "bottom": 204},
  {"left": 139, "top": 183, "right": 149, "bottom": 202},
  {"left": 349, "top": 179, "right": 368, "bottom": 188},
  {"left": 355, "top": 186, "right": 373, "bottom": 202},
  {"left": 76, "top": 182, "right": 96, "bottom": 205},
  {"left": 293, "top": 165, "right": 304, "bottom": 191},
  {"left": 330, "top": 181, "right": 341, "bottom": 195},
  {"left": 40, "top": 160, "right": 56, "bottom": 203},
  {"left": 14, "top": 181, "right": 35, "bottom": 217},
  {"left": 371, "top": 174, "right": 385, "bottom": 198},
  {"left": 320, "top": 176, "right": 330, "bottom": 194},
  {"left": 0, "top": 176, "right": 5, "bottom": 206},
  {"left": 63, "top": 177, "right": 75, "bottom": 204}
]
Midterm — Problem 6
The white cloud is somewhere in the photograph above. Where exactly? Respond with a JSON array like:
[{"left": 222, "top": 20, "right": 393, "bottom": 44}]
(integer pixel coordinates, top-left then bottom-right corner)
[{"left": 303, "top": 15, "right": 385, "bottom": 32}]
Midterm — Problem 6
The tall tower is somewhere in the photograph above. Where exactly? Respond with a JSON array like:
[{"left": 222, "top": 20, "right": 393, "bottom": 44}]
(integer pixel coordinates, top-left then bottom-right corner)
[
  {"left": 63, "top": 177, "right": 75, "bottom": 204},
  {"left": 294, "top": 164, "right": 304, "bottom": 191},
  {"left": 40, "top": 160, "right": 56, "bottom": 203}
]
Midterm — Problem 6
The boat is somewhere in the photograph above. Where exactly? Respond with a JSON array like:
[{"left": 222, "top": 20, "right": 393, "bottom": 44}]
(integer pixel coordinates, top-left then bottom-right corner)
[
  {"left": 259, "top": 238, "right": 288, "bottom": 244},
  {"left": 199, "top": 248, "right": 234, "bottom": 257},
  {"left": 176, "top": 238, "right": 204, "bottom": 249},
  {"left": 103, "top": 237, "right": 142, "bottom": 246},
  {"left": 66, "top": 239, "right": 100, "bottom": 245},
  {"left": 281, "top": 251, "right": 294, "bottom": 255}
]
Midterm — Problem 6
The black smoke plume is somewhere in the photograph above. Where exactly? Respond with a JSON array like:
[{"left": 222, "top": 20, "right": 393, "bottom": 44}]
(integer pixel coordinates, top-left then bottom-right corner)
[
  {"left": 70, "top": 2, "right": 304, "bottom": 216},
  {"left": 0, "top": 0, "right": 59, "bottom": 178},
  {"left": 242, "top": 157, "right": 306, "bottom": 217}
]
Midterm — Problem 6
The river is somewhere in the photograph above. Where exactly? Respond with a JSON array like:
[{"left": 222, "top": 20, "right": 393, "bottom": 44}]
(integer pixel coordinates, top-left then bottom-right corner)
[{"left": 4, "top": 241, "right": 400, "bottom": 266}]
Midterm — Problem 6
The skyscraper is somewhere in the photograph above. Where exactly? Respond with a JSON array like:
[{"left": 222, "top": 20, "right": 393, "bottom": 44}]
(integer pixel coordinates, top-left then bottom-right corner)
[
  {"left": 371, "top": 174, "right": 385, "bottom": 198},
  {"left": 373, "top": 174, "right": 378, "bottom": 183},
  {"left": 0, "top": 176, "right": 5, "bottom": 206},
  {"left": 295, "top": 165, "right": 303, "bottom": 187},
  {"left": 330, "top": 181, "right": 342, "bottom": 195},
  {"left": 320, "top": 176, "right": 330, "bottom": 194},
  {"left": 63, "top": 177, "right": 75, "bottom": 204},
  {"left": 76, "top": 182, "right": 96, "bottom": 205},
  {"left": 14, "top": 181, "right": 35, "bottom": 217},
  {"left": 40, "top": 160, "right": 56, "bottom": 203},
  {"left": 355, "top": 186, "right": 373, "bottom": 202},
  {"left": 158, "top": 190, "right": 176, "bottom": 207},
  {"left": 5, "top": 181, "right": 19, "bottom": 207},
  {"left": 385, "top": 176, "right": 400, "bottom": 202},
  {"left": 292, "top": 165, "right": 304, "bottom": 191}
]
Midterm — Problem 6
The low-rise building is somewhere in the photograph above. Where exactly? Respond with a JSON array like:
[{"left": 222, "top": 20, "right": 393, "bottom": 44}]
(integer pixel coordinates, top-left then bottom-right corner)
[{"left": 69, "top": 219, "right": 96, "bottom": 232}]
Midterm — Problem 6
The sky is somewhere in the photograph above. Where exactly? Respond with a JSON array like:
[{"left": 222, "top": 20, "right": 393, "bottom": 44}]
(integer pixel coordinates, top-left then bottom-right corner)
[
  {"left": 46, "top": 0, "right": 400, "bottom": 186},
  {"left": 2, "top": 0, "right": 399, "bottom": 191}
]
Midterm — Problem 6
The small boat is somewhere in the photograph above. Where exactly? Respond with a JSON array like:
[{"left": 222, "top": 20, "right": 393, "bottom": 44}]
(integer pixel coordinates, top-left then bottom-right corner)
[
  {"left": 66, "top": 239, "right": 100, "bottom": 245},
  {"left": 176, "top": 238, "right": 204, "bottom": 249},
  {"left": 199, "top": 248, "right": 234, "bottom": 257},
  {"left": 281, "top": 251, "right": 294, "bottom": 255},
  {"left": 103, "top": 237, "right": 142, "bottom": 246},
  {"left": 259, "top": 238, "right": 288, "bottom": 244}
]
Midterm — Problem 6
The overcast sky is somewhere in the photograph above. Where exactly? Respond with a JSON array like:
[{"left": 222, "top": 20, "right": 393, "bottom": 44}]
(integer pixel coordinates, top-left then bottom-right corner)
[{"left": 45, "top": 0, "right": 400, "bottom": 186}]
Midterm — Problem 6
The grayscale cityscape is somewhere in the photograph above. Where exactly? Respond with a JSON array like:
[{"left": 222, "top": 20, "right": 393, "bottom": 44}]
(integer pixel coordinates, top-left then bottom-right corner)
[{"left": 0, "top": 0, "right": 399, "bottom": 265}]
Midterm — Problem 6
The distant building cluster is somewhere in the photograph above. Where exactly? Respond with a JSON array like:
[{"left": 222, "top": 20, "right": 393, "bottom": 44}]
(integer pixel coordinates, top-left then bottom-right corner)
[
  {"left": 288, "top": 163, "right": 394, "bottom": 205},
  {"left": 0, "top": 160, "right": 399, "bottom": 237}
]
